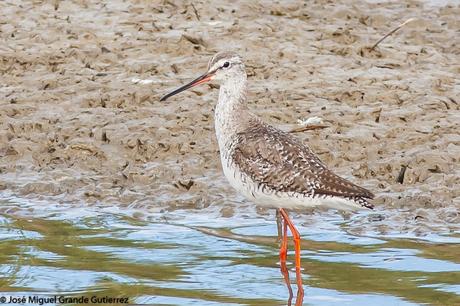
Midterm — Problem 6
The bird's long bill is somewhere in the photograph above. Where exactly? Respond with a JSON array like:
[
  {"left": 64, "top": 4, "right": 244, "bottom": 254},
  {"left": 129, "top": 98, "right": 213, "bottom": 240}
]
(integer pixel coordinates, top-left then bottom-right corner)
[{"left": 160, "top": 72, "right": 214, "bottom": 101}]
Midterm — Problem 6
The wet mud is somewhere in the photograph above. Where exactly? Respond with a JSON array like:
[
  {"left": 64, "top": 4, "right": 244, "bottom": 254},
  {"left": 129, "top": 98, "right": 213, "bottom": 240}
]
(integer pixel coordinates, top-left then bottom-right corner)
[{"left": 0, "top": 0, "right": 459, "bottom": 233}]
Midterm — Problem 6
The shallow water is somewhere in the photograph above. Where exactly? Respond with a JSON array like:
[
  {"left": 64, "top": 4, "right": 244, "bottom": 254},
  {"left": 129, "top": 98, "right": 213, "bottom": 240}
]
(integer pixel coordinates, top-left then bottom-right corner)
[{"left": 0, "top": 196, "right": 459, "bottom": 306}]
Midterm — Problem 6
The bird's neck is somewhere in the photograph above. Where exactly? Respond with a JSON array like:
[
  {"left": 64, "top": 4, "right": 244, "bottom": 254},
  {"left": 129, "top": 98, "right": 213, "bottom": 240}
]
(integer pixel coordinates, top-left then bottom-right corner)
[{"left": 214, "top": 77, "right": 250, "bottom": 148}]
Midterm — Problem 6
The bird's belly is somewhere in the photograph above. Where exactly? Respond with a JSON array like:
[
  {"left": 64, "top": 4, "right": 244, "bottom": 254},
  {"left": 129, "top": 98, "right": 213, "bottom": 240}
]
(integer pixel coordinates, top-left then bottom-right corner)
[{"left": 221, "top": 159, "right": 363, "bottom": 211}]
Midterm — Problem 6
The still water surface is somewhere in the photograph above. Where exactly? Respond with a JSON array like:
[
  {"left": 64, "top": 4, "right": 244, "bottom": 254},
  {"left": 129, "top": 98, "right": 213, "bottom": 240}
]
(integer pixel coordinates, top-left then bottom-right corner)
[{"left": 0, "top": 196, "right": 459, "bottom": 306}]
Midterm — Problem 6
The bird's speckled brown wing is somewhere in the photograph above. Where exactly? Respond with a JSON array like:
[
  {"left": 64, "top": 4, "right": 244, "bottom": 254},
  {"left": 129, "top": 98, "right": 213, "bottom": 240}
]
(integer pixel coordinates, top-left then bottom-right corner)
[{"left": 230, "top": 120, "right": 374, "bottom": 207}]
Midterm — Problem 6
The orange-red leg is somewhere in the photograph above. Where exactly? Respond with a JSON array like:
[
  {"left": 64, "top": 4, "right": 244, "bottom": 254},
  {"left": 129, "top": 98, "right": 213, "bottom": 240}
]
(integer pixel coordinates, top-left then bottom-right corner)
[
  {"left": 278, "top": 208, "right": 304, "bottom": 294},
  {"left": 279, "top": 216, "right": 288, "bottom": 262},
  {"left": 295, "top": 284, "right": 304, "bottom": 306},
  {"left": 280, "top": 260, "right": 293, "bottom": 306},
  {"left": 278, "top": 210, "right": 293, "bottom": 305}
]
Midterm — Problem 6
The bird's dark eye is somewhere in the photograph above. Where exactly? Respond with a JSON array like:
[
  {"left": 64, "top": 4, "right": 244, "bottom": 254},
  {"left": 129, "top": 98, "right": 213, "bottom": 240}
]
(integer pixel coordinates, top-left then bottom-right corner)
[{"left": 222, "top": 61, "right": 230, "bottom": 68}]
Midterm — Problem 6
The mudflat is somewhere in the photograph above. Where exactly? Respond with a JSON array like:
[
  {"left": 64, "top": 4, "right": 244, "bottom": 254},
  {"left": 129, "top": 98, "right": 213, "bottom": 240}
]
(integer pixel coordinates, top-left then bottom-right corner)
[{"left": 0, "top": 1, "right": 458, "bottom": 233}]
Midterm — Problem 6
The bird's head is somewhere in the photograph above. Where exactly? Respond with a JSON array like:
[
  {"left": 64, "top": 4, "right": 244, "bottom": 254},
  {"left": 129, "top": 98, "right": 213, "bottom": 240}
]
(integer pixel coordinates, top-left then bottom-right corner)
[{"left": 160, "top": 51, "right": 245, "bottom": 101}]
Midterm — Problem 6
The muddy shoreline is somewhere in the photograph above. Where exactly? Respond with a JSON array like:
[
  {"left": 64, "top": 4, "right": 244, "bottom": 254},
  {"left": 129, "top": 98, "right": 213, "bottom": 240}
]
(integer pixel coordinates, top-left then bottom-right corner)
[{"left": 0, "top": 1, "right": 459, "bottom": 233}]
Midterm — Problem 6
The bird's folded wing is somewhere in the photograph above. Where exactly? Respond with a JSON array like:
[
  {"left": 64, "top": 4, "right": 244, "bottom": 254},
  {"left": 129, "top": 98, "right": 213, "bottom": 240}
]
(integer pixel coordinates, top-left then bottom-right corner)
[{"left": 231, "top": 122, "right": 374, "bottom": 199}]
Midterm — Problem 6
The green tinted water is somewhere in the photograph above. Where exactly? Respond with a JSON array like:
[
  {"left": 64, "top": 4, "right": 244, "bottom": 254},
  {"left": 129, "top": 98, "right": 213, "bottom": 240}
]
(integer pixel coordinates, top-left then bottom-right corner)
[{"left": 0, "top": 198, "right": 459, "bottom": 306}]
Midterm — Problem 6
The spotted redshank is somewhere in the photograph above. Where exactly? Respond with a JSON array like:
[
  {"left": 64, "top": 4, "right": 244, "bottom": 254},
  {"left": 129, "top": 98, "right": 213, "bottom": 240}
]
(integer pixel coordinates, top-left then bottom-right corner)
[{"left": 160, "top": 51, "right": 374, "bottom": 295}]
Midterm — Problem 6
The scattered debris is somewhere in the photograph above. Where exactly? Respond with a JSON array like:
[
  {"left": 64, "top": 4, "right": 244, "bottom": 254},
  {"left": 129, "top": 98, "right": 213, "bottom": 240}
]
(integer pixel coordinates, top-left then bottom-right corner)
[
  {"left": 131, "top": 78, "right": 155, "bottom": 85},
  {"left": 289, "top": 124, "right": 328, "bottom": 133},
  {"left": 174, "top": 179, "right": 195, "bottom": 191},
  {"left": 373, "top": 108, "right": 382, "bottom": 123},
  {"left": 297, "top": 116, "right": 324, "bottom": 126},
  {"left": 289, "top": 116, "right": 328, "bottom": 133},
  {"left": 370, "top": 18, "right": 415, "bottom": 51},
  {"left": 396, "top": 165, "right": 408, "bottom": 184},
  {"left": 190, "top": 3, "right": 200, "bottom": 20},
  {"left": 182, "top": 34, "right": 208, "bottom": 47}
]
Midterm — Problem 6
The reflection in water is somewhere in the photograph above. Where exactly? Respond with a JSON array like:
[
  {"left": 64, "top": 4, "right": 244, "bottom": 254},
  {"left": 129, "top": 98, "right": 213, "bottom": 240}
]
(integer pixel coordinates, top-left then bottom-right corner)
[
  {"left": 0, "top": 207, "right": 459, "bottom": 306},
  {"left": 280, "top": 261, "right": 304, "bottom": 306}
]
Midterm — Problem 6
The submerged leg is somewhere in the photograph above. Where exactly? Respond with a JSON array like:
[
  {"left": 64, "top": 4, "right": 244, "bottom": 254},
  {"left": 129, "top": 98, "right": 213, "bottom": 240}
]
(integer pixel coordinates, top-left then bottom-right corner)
[
  {"left": 295, "top": 270, "right": 305, "bottom": 306},
  {"left": 280, "top": 260, "right": 293, "bottom": 306},
  {"left": 276, "top": 209, "right": 282, "bottom": 243},
  {"left": 279, "top": 208, "right": 304, "bottom": 293},
  {"left": 278, "top": 211, "right": 293, "bottom": 305},
  {"left": 279, "top": 216, "right": 288, "bottom": 262}
]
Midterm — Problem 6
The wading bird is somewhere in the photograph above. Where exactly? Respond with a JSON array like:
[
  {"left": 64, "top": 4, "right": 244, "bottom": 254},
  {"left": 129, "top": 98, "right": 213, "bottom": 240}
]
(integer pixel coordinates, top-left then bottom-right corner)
[{"left": 160, "top": 51, "right": 374, "bottom": 299}]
